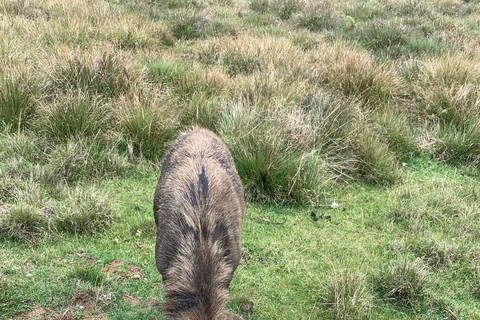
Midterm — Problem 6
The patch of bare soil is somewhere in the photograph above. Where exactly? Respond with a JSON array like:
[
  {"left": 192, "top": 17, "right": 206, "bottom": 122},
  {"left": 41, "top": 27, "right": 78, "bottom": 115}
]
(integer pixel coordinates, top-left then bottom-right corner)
[
  {"left": 101, "top": 260, "right": 146, "bottom": 281},
  {"left": 73, "top": 288, "right": 96, "bottom": 313},
  {"left": 13, "top": 304, "right": 46, "bottom": 320},
  {"left": 13, "top": 289, "right": 111, "bottom": 320}
]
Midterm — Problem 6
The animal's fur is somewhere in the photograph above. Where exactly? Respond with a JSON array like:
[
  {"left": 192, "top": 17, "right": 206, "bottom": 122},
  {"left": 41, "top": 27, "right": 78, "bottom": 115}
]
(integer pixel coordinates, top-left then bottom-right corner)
[{"left": 153, "top": 127, "right": 244, "bottom": 320}]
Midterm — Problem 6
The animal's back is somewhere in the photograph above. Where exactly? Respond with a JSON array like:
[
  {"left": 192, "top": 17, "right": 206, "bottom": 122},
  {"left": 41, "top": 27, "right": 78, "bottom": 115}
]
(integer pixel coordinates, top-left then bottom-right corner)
[{"left": 153, "top": 127, "right": 244, "bottom": 320}]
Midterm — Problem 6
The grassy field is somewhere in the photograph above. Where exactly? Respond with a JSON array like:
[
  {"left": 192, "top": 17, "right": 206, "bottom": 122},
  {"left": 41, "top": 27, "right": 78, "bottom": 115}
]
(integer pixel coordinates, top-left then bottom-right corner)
[{"left": 1, "top": 0, "right": 480, "bottom": 319}]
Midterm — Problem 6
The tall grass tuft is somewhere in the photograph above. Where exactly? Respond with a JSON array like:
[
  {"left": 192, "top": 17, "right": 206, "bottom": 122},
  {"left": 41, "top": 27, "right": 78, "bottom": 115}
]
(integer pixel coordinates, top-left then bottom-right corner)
[
  {"left": 436, "top": 119, "right": 480, "bottom": 165},
  {"left": 356, "top": 129, "right": 402, "bottom": 185},
  {"left": 374, "top": 258, "right": 428, "bottom": 307},
  {"left": 67, "top": 265, "right": 105, "bottom": 286},
  {"left": 372, "top": 107, "right": 417, "bottom": 157},
  {"left": 273, "top": 0, "right": 304, "bottom": 20},
  {"left": 0, "top": 129, "right": 48, "bottom": 163},
  {"left": 179, "top": 94, "right": 224, "bottom": 130},
  {"left": 219, "top": 103, "right": 330, "bottom": 204},
  {"left": 0, "top": 204, "right": 48, "bottom": 240},
  {"left": 320, "top": 269, "right": 372, "bottom": 320},
  {"left": 56, "top": 186, "right": 114, "bottom": 236},
  {"left": 0, "top": 70, "right": 39, "bottom": 131},
  {"left": 169, "top": 9, "right": 208, "bottom": 40},
  {"left": 119, "top": 93, "right": 179, "bottom": 161},
  {"left": 47, "top": 51, "right": 136, "bottom": 99},
  {"left": 49, "top": 137, "right": 129, "bottom": 184},
  {"left": 409, "top": 236, "right": 458, "bottom": 270},
  {"left": 310, "top": 43, "right": 402, "bottom": 104},
  {"left": 297, "top": 1, "right": 339, "bottom": 32},
  {"left": 414, "top": 55, "right": 480, "bottom": 165},
  {"left": 36, "top": 94, "right": 113, "bottom": 142},
  {"left": 173, "top": 66, "right": 228, "bottom": 99}
]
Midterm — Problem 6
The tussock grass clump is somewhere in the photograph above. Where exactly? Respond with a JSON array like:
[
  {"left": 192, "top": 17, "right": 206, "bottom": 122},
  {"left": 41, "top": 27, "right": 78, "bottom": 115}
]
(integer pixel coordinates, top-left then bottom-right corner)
[
  {"left": 36, "top": 94, "right": 113, "bottom": 142},
  {"left": 56, "top": 186, "right": 114, "bottom": 235},
  {"left": 199, "top": 36, "right": 305, "bottom": 81},
  {"left": 0, "top": 175, "right": 17, "bottom": 203},
  {"left": 356, "top": 129, "right": 402, "bottom": 185},
  {"left": 219, "top": 103, "right": 330, "bottom": 204},
  {"left": 104, "top": 16, "right": 175, "bottom": 49},
  {"left": 302, "top": 94, "right": 360, "bottom": 151},
  {"left": 436, "top": 119, "right": 480, "bottom": 165},
  {"left": 173, "top": 65, "right": 229, "bottom": 99},
  {"left": 320, "top": 269, "right": 372, "bottom": 320},
  {"left": 413, "top": 55, "right": 480, "bottom": 164},
  {"left": 0, "top": 0, "right": 48, "bottom": 19},
  {"left": 273, "top": 0, "right": 304, "bottom": 20},
  {"left": 249, "top": 0, "right": 271, "bottom": 14},
  {"left": 390, "top": 178, "right": 479, "bottom": 236},
  {"left": 415, "top": 55, "right": 480, "bottom": 122},
  {"left": 119, "top": 94, "right": 179, "bottom": 161},
  {"left": 227, "top": 70, "right": 308, "bottom": 109},
  {"left": 49, "top": 138, "right": 129, "bottom": 183},
  {"left": 199, "top": 38, "right": 264, "bottom": 77},
  {"left": 178, "top": 94, "right": 224, "bottom": 130},
  {"left": 0, "top": 70, "right": 39, "bottom": 131},
  {"left": 0, "top": 129, "right": 48, "bottom": 163},
  {"left": 297, "top": 1, "right": 339, "bottom": 32},
  {"left": 168, "top": 8, "right": 234, "bottom": 40},
  {"left": 47, "top": 50, "right": 138, "bottom": 99},
  {"left": 0, "top": 203, "right": 49, "bottom": 240},
  {"left": 309, "top": 43, "right": 402, "bottom": 104},
  {"left": 372, "top": 107, "right": 417, "bottom": 157},
  {"left": 374, "top": 258, "right": 428, "bottom": 307}
]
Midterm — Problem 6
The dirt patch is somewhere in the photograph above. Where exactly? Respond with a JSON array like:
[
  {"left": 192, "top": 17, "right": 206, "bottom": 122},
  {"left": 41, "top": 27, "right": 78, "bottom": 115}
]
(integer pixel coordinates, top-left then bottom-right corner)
[
  {"left": 73, "top": 288, "right": 96, "bottom": 312},
  {"left": 122, "top": 294, "right": 142, "bottom": 305},
  {"left": 84, "top": 255, "right": 97, "bottom": 264},
  {"left": 13, "top": 304, "right": 46, "bottom": 319},
  {"left": 126, "top": 265, "right": 146, "bottom": 280},
  {"left": 102, "top": 260, "right": 146, "bottom": 281},
  {"left": 51, "top": 289, "right": 109, "bottom": 320}
]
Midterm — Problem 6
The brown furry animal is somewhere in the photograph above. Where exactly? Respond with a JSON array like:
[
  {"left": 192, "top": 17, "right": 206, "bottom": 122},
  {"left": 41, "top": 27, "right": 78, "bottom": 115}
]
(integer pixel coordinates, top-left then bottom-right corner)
[{"left": 153, "top": 127, "right": 244, "bottom": 320}]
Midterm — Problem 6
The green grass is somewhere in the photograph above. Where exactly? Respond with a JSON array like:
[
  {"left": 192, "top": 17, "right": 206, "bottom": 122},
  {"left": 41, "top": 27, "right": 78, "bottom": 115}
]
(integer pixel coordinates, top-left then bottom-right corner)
[
  {"left": 2, "top": 160, "right": 480, "bottom": 319},
  {"left": 2, "top": 0, "right": 480, "bottom": 318}
]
